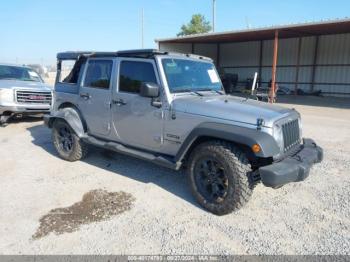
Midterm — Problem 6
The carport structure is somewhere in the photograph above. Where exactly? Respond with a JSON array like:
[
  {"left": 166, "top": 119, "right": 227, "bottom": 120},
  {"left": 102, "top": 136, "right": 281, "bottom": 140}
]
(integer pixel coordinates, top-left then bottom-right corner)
[{"left": 156, "top": 18, "right": 350, "bottom": 98}]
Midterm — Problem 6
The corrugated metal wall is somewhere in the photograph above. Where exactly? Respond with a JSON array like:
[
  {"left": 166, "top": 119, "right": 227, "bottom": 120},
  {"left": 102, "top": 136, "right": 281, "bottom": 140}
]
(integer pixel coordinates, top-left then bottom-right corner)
[
  {"left": 159, "top": 43, "right": 192, "bottom": 54},
  {"left": 193, "top": 44, "right": 218, "bottom": 65},
  {"left": 313, "top": 34, "right": 350, "bottom": 95},
  {"left": 159, "top": 33, "right": 350, "bottom": 96},
  {"left": 220, "top": 42, "right": 260, "bottom": 84}
]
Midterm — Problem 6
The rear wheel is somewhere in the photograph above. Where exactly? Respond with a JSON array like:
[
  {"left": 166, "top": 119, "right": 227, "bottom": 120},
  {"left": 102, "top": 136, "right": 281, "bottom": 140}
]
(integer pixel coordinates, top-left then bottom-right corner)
[
  {"left": 187, "top": 140, "right": 254, "bottom": 215},
  {"left": 52, "top": 119, "right": 88, "bottom": 161}
]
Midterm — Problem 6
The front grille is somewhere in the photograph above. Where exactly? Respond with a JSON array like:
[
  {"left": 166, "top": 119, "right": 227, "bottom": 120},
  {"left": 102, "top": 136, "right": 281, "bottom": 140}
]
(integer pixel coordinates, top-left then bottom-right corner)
[
  {"left": 16, "top": 90, "right": 52, "bottom": 104},
  {"left": 282, "top": 119, "right": 301, "bottom": 152}
]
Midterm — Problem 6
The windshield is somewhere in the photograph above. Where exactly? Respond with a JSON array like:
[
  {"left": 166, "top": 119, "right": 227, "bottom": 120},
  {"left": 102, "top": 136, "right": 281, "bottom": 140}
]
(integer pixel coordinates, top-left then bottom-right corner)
[
  {"left": 161, "top": 58, "right": 222, "bottom": 93},
  {"left": 0, "top": 65, "right": 42, "bottom": 82}
]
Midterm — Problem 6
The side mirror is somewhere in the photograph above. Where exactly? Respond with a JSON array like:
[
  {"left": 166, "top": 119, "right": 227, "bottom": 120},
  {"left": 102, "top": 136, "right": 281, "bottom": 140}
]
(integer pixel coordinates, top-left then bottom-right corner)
[{"left": 140, "top": 82, "right": 159, "bottom": 98}]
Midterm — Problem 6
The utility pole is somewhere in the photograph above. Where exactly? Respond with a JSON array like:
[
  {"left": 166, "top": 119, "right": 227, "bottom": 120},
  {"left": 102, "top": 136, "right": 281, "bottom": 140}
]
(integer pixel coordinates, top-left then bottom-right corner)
[
  {"left": 141, "top": 8, "right": 144, "bottom": 48},
  {"left": 270, "top": 30, "right": 279, "bottom": 103},
  {"left": 212, "top": 0, "right": 216, "bottom": 32}
]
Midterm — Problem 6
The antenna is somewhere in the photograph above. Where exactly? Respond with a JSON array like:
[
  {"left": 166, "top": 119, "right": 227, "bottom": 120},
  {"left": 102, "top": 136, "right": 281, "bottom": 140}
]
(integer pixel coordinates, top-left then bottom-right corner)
[
  {"left": 141, "top": 8, "right": 144, "bottom": 48},
  {"left": 245, "top": 16, "right": 251, "bottom": 29},
  {"left": 212, "top": 0, "right": 216, "bottom": 32}
]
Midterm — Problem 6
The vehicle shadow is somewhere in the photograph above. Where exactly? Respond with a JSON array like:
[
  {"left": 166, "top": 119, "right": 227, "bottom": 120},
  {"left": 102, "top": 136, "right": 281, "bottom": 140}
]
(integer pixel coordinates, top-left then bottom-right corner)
[
  {"left": 0, "top": 115, "right": 44, "bottom": 127},
  {"left": 27, "top": 124, "right": 200, "bottom": 210}
]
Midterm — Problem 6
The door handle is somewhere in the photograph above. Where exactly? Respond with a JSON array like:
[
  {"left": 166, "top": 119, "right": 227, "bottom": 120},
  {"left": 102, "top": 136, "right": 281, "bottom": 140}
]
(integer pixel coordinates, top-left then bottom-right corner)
[
  {"left": 112, "top": 98, "right": 127, "bottom": 106},
  {"left": 80, "top": 92, "right": 91, "bottom": 100}
]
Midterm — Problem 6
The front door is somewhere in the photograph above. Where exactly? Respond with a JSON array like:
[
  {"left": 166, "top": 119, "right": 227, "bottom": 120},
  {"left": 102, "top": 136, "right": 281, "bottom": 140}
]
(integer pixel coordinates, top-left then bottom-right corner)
[
  {"left": 111, "top": 59, "right": 164, "bottom": 150},
  {"left": 78, "top": 59, "right": 114, "bottom": 137}
]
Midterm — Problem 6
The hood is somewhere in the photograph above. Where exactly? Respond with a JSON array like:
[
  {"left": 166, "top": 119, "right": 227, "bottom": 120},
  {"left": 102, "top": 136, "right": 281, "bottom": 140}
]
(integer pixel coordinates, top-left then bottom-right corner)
[
  {"left": 0, "top": 79, "right": 52, "bottom": 91},
  {"left": 173, "top": 94, "right": 293, "bottom": 127}
]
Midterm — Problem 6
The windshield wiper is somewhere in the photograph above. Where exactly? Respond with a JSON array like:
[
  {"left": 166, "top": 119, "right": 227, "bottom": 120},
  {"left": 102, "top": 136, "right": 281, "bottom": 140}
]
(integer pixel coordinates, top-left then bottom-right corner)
[
  {"left": 192, "top": 91, "right": 203, "bottom": 96},
  {"left": 0, "top": 77, "right": 18, "bottom": 80},
  {"left": 214, "top": 90, "right": 225, "bottom": 95},
  {"left": 196, "top": 88, "right": 225, "bottom": 95},
  {"left": 173, "top": 88, "right": 224, "bottom": 96},
  {"left": 173, "top": 88, "right": 203, "bottom": 96}
]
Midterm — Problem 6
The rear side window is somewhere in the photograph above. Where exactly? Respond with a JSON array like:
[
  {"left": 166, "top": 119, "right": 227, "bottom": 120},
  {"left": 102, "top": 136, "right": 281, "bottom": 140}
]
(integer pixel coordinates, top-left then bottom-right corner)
[
  {"left": 61, "top": 59, "right": 83, "bottom": 84},
  {"left": 84, "top": 60, "right": 113, "bottom": 89},
  {"left": 119, "top": 61, "right": 157, "bottom": 93}
]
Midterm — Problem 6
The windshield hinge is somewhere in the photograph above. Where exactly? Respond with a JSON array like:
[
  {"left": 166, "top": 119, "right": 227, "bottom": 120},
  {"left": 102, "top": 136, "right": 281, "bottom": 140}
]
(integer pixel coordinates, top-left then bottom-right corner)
[{"left": 257, "top": 118, "right": 264, "bottom": 130}]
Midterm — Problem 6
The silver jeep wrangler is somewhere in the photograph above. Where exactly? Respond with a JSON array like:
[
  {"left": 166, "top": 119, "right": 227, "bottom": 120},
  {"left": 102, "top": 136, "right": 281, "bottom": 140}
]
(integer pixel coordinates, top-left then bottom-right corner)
[{"left": 44, "top": 49, "right": 323, "bottom": 215}]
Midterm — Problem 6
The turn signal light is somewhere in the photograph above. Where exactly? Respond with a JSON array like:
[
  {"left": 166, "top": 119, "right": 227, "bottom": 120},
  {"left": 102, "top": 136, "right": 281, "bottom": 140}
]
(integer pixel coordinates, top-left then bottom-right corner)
[{"left": 252, "top": 144, "right": 261, "bottom": 153}]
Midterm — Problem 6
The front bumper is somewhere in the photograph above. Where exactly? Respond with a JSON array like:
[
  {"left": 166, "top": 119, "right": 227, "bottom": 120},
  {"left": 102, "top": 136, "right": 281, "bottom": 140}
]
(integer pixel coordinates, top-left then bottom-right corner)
[
  {"left": 0, "top": 104, "right": 51, "bottom": 115},
  {"left": 259, "top": 139, "right": 323, "bottom": 188}
]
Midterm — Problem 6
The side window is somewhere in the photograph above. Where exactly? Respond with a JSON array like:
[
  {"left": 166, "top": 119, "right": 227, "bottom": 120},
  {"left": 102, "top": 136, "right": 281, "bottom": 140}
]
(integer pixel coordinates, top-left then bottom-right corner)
[
  {"left": 60, "top": 60, "right": 81, "bottom": 84},
  {"left": 119, "top": 61, "right": 157, "bottom": 93},
  {"left": 84, "top": 60, "right": 113, "bottom": 89}
]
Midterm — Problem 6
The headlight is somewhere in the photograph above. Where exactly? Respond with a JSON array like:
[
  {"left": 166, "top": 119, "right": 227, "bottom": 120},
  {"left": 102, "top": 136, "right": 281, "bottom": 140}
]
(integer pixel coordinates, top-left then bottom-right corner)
[
  {"left": 0, "top": 89, "right": 14, "bottom": 102},
  {"left": 50, "top": 91, "right": 55, "bottom": 110},
  {"left": 273, "top": 124, "right": 284, "bottom": 151},
  {"left": 298, "top": 117, "right": 303, "bottom": 140}
]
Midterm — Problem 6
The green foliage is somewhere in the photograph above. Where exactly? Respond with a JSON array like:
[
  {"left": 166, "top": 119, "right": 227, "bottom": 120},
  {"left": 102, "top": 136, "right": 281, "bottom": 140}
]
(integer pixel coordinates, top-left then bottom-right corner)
[{"left": 177, "top": 14, "right": 212, "bottom": 36}]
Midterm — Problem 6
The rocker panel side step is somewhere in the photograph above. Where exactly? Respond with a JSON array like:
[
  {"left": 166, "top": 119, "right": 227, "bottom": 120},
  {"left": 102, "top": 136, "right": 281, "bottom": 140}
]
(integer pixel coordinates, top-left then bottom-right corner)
[{"left": 82, "top": 136, "right": 181, "bottom": 170}]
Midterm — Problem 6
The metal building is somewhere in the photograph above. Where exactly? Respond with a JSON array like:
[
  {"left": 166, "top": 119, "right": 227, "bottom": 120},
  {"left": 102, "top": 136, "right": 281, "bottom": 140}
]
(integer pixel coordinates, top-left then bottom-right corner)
[{"left": 156, "top": 18, "right": 350, "bottom": 97}]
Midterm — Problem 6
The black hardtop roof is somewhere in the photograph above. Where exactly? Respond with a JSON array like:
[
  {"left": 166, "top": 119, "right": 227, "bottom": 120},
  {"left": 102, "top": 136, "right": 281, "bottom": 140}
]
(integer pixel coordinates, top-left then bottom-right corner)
[{"left": 56, "top": 49, "right": 212, "bottom": 61}]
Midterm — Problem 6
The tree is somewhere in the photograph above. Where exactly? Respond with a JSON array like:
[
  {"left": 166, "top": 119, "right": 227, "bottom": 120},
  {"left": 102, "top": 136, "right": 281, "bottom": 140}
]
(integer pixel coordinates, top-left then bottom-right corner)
[{"left": 177, "top": 14, "right": 212, "bottom": 36}]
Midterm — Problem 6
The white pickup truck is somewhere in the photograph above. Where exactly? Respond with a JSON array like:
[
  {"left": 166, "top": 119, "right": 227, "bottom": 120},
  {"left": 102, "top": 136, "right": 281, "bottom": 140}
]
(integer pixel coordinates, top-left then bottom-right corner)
[{"left": 0, "top": 63, "right": 52, "bottom": 124}]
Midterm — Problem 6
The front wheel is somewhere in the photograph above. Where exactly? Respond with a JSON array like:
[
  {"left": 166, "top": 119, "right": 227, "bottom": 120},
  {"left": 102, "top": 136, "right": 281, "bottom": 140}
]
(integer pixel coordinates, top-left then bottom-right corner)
[
  {"left": 52, "top": 119, "right": 88, "bottom": 161},
  {"left": 0, "top": 114, "right": 11, "bottom": 125},
  {"left": 187, "top": 141, "right": 254, "bottom": 215}
]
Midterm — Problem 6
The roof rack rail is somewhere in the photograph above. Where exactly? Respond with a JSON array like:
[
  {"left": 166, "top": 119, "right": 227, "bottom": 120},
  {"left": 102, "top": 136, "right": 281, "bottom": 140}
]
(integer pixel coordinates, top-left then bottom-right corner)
[
  {"left": 57, "top": 49, "right": 167, "bottom": 60},
  {"left": 56, "top": 49, "right": 212, "bottom": 61},
  {"left": 117, "top": 49, "right": 166, "bottom": 57}
]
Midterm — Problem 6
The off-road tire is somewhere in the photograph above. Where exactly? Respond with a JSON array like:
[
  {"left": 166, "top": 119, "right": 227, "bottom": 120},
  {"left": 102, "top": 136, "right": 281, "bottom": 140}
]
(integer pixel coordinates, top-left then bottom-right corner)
[
  {"left": 187, "top": 140, "right": 253, "bottom": 215},
  {"left": 52, "top": 119, "right": 88, "bottom": 161},
  {"left": 0, "top": 115, "right": 4, "bottom": 125}
]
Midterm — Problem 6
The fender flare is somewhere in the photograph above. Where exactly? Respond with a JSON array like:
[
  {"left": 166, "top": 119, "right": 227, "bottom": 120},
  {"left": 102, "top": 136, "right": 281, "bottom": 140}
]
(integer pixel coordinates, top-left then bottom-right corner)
[
  {"left": 175, "top": 122, "right": 280, "bottom": 161},
  {"left": 46, "top": 107, "right": 86, "bottom": 137}
]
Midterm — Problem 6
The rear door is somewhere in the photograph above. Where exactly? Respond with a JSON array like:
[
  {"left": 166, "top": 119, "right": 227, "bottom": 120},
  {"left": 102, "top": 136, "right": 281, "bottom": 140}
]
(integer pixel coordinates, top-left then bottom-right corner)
[{"left": 78, "top": 59, "right": 114, "bottom": 137}]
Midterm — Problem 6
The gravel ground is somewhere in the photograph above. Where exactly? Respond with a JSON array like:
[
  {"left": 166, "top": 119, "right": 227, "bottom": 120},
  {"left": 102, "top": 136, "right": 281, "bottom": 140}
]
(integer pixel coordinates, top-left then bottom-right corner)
[{"left": 0, "top": 97, "right": 349, "bottom": 255}]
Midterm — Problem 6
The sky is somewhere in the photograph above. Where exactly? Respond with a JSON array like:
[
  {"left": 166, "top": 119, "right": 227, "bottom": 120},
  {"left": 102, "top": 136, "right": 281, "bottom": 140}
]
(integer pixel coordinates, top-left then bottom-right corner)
[{"left": 1, "top": 0, "right": 349, "bottom": 65}]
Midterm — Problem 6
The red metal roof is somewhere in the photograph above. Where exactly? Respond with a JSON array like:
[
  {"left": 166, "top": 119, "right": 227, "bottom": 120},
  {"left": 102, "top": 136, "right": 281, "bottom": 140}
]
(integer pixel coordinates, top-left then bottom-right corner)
[{"left": 156, "top": 18, "right": 350, "bottom": 43}]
